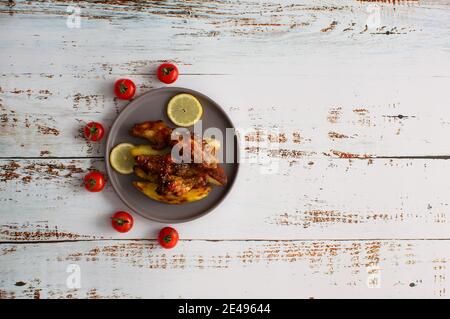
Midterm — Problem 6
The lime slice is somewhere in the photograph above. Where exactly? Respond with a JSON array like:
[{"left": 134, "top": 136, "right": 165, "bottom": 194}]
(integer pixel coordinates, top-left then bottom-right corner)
[
  {"left": 110, "top": 143, "right": 135, "bottom": 174},
  {"left": 167, "top": 93, "right": 203, "bottom": 127}
]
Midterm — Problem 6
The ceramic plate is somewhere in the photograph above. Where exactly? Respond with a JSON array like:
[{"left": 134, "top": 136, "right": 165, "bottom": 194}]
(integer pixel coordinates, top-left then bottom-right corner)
[{"left": 105, "top": 87, "right": 239, "bottom": 223}]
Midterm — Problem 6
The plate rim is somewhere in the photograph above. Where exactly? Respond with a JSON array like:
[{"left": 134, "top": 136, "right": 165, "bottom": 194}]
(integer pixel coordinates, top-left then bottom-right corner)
[{"left": 105, "top": 86, "right": 240, "bottom": 223}]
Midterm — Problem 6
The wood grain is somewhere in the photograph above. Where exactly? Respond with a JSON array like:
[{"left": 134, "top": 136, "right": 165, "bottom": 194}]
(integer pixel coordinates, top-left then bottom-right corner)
[
  {"left": 2, "top": 157, "right": 450, "bottom": 241},
  {"left": 1, "top": 239, "right": 450, "bottom": 298},
  {"left": 1, "top": 0, "right": 448, "bottom": 77},
  {"left": 1, "top": 73, "right": 449, "bottom": 157},
  {"left": 1, "top": 0, "right": 450, "bottom": 299}
]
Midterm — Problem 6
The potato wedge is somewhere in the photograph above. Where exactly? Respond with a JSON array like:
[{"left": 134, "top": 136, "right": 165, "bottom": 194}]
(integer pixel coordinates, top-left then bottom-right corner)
[
  {"left": 130, "top": 145, "right": 170, "bottom": 157},
  {"left": 205, "top": 166, "right": 227, "bottom": 186},
  {"left": 206, "top": 175, "right": 225, "bottom": 186},
  {"left": 133, "top": 181, "right": 211, "bottom": 204},
  {"left": 134, "top": 167, "right": 158, "bottom": 182}
]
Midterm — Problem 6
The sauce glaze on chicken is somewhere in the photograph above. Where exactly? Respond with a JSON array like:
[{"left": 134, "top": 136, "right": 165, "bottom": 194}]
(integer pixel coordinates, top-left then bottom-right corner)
[{"left": 130, "top": 120, "right": 227, "bottom": 198}]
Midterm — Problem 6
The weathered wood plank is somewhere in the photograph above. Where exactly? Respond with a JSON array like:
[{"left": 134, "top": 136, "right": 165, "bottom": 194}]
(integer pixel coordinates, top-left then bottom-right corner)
[
  {"left": 0, "top": 0, "right": 448, "bottom": 77},
  {"left": 1, "top": 73, "right": 449, "bottom": 157},
  {"left": 1, "top": 239, "right": 450, "bottom": 298},
  {"left": 1, "top": 0, "right": 449, "bottom": 300},
  {"left": 2, "top": 157, "right": 450, "bottom": 241}
]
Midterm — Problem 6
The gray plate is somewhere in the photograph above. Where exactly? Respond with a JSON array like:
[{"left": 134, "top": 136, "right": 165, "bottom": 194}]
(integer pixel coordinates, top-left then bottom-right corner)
[{"left": 105, "top": 87, "right": 239, "bottom": 223}]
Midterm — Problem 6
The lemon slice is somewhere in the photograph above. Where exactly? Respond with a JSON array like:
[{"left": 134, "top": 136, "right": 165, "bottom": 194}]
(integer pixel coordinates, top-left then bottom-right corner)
[
  {"left": 167, "top": 93, "right": 203, "bottom": 127},
  {"left": 110, "top": 143, "right": 135, "bottom": 174}
]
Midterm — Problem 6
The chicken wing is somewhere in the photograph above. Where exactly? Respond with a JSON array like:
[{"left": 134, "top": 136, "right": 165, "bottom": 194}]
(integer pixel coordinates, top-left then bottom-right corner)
[
  {"left": 130, "top": 120, "right": 227, "bottom": 200},
  {"left": 170, "top": 132, "right": 220, "bottom": 169},
  {"left": 129, "top": 120, "right": 172, "bottom": 150},
  {"left": 135, "top": 154, "right": 227, "bottom": 196}
]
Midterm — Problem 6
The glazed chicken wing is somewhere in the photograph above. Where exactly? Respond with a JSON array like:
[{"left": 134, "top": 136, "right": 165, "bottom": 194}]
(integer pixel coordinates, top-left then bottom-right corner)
[
  {"left": 203, "top": 164, "right": 227, "bottom": 186},
  {"left": 134, "top": 154, "right": 193, "bottom": 178},
  {"left": 134, "top": 154, "right": 202, "bottom": 196},
  {"left": 130, "top": 120, "right": 227, "bottom": 201},
  {"left": 170, "top": 132, "right": 220, "bottom": 169},
  {"left": 134, "top": 154, "right": 226, "bottom": 196},
  {"left": 158, "top": 174, "right": 208, "bottom": 197},
  {"left": 130, "top": 120, "right": 172, "bottom": 150}
]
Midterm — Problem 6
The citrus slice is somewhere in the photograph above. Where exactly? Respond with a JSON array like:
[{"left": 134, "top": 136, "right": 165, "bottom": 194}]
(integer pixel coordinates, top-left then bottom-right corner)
[
  {"left": 110, "top": 143, "right": 135, "bottom": 174},
  {"left": 167, "top": 93, "right": 203, "bottom": 127}
]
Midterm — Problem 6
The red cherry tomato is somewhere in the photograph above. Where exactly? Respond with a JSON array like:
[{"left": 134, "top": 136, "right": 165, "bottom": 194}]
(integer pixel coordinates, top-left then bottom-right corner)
[
  {"left": 158, "top": 227, "right": 179, "bottom": 249},
  {"left": 114, "top": 78, "right": 136, "bottom": 100},
  {"left": 84, "top": 122, "right": 104, "bottom": 142},
  {"left": 111, "top": 211, "right": 134, "bottom": 233},
  {"left": 157, "top": 63, "right": 179, "bottom": 84},
  {"left": 83, "top": 171, "right": 106, "bottom": 192}
]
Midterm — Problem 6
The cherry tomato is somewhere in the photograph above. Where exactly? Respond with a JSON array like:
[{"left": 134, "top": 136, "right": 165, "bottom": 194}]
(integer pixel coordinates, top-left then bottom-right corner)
[
  {"left": 111, "top": 211, "right": 134, "bottom": 233},
  {"left": 158, "top": 227, "right": 179, "bottom": 249},
  {"left": 114, "top": 78, "right": 136, "bottom": 100},
  {"left": 84, "top": 171, "right": 106, "bottom": 192},
  {"left": 84, "top": 122, "right": 104, "bottom": 142},
  {"left": 157, "top": 63, "right": 179, "bottom": 84}
]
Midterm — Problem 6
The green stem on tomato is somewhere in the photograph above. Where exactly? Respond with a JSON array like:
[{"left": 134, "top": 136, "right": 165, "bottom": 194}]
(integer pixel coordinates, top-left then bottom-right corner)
[
  {"left": 111, "top": 217, "right": 129, "bottom": 226},
  {"left": 88, "top": 178, "right": 96, "bottom": 188},
  {"left": 162, "top": 67, "right": 174, "bottom": 76},
  {"left": 89, "top": 126, "right": 98, "bottom": 136},
  {"left": 119, "top": 82, "right": 128, "bottom": 94}
]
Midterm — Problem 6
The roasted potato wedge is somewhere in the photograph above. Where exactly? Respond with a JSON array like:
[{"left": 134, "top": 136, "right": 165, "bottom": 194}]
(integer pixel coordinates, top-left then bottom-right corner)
[
  {"left": 134, "top": 167, "right": 158, "bottom": 182},
  {"left": 130, "top": 145, "right": 170, "bottom": 157},
  {"left": 133, "top": 181, "right": 211, "bottom": 204},
  {"left": 206, "top": 175, "right": 225, "bottom": 186},
  {"left": 205, "top": 166, "right": 227, "bottom": 186}
]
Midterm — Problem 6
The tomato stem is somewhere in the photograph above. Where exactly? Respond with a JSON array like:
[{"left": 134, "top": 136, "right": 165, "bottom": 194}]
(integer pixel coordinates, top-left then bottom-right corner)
[
  {"left": 162, "top": 67, "right": 174, "bottom": 76},
  {"left": 119, "top": 82, "right": 128, "bottom": 94},
  {"left": 89, "top": 125, "right": 98, "bottom": 136},
  {"left": 163, "top": 235, "right": 172, "bottom": 243},
  {"left": 111, "top": 217, "right": 129, "bottom": 226},
  {"left": 88, "top": 178, "right": 96, "bottom": 188}
]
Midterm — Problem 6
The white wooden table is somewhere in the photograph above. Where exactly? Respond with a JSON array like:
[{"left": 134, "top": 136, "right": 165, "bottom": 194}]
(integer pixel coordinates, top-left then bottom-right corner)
[{"left": 1, "top": 0, "right": 450, "bottom": 299}]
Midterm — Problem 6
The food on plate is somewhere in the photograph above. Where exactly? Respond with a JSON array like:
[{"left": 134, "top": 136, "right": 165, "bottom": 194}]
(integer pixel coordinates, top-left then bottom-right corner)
[
  {"left": 204, "top": 137, "right": 220, "bottom": 151},
  {"left": 157, "top": 63, "right": 179, "bottom": 84},
  {"left": 167, "top": 93, "right": 203, "bottom": 127},
  {"left": 110, "top": 143, "right": 135, "bottom": 174},
  {"left": 158, "top": 226, "right": 179, "bottom": 249},
  {"left": 133, "top": 181, "right": 211, "bottom": 204},
  {"left": 133, "top": 153, "right": 221, "bottom": 203},
  {"left": 134, "top": 153, "right": 227, "bottom": 187},
  {"left": 84, "top": 122, "right": 105, "bottom": 142},
  {"left": 130, "top": 120, "right": 173, "bottom": 150},
  {"left": 84, "top": 171, "right": 106, "bottom": 192},
  {"left": 113, "top": 118, "right": 227, "bottom": 204},
  {"left": 171, "top": 132, "right": 221, "bottom": 169},
  {"left": 111, "top": 211, "right": 134, "bottom": 233},
  {"left": 114, "top": 78, "right": 136, "bottom": 100},
  {"left": 130, "top": 144, "right": 170, "bottom": 157},
  {"left": 134, "top": 167, "right": 158, "bottom": 182},
  {"left": 205, "top": 169, "right": 227, "bottom": 186}
]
